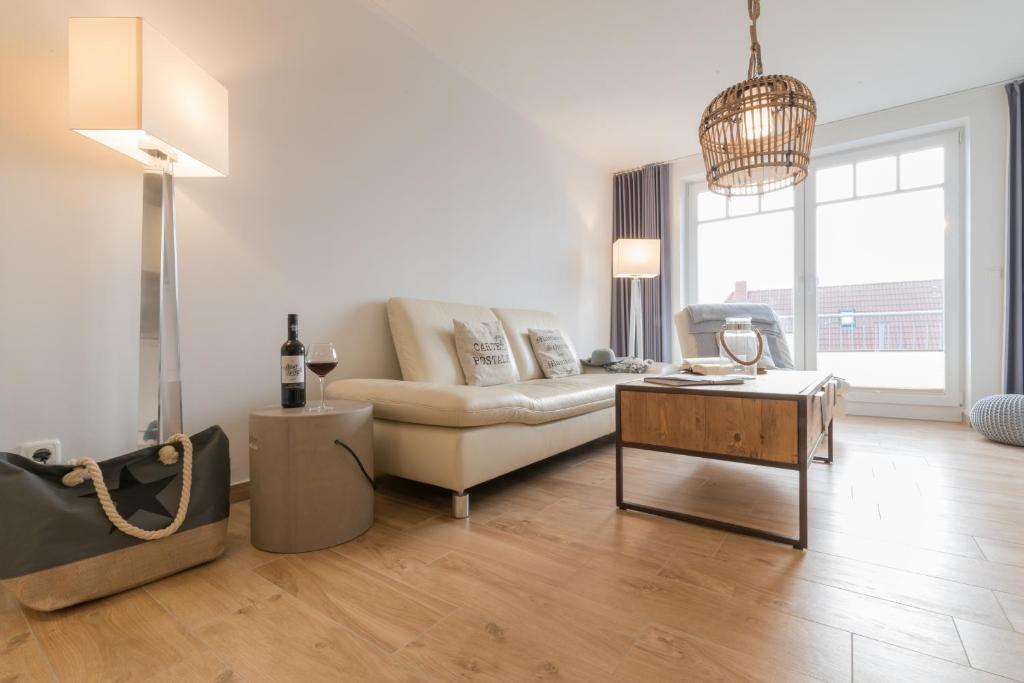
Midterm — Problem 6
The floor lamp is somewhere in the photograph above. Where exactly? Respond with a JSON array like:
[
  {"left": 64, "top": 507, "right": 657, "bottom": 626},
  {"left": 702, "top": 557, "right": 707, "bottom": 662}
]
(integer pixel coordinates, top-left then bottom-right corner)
[
  {"left": 69, "top": 18, "right": 229, "bottom": 444},
  {"left": 613, "top": 238, "right": 661, "bottom": 359}
]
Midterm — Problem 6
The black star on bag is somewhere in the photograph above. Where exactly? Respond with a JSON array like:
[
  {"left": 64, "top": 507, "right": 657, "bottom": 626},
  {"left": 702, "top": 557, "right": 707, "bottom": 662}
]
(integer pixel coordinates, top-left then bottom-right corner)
[{"left": 80, "top": 465, "right": 180, "bottom": 534}]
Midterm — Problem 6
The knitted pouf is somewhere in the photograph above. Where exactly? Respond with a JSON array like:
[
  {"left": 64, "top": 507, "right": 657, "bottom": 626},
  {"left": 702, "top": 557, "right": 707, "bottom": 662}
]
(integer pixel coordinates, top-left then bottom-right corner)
[{"left": 971, "top": 394, "right": 1024, "bottom": 447}]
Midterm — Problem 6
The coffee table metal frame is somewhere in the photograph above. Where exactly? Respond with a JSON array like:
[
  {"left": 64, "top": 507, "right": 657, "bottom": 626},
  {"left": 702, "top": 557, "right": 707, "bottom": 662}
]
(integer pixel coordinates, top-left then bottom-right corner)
[{"left": 615, "top": 378, "right": 833, "bottom": 550}]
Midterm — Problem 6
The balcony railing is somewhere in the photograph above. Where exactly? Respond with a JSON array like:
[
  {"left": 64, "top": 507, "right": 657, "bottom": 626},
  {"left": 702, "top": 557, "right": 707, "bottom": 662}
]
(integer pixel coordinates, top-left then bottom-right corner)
[{"left": 774, "top": 310, "right": 943, "bottom": 352}]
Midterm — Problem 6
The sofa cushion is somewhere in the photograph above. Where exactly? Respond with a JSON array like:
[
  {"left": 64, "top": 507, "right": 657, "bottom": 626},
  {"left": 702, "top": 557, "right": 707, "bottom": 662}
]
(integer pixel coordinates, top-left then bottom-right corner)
[
  {"left": 327, "top": 373, "right": 644, "bottom": 428},
  {"left": 492, "top": 307, "right": 579, "bottom": 381},
  {"left": 388, "top": 297, "right": 498, "bottom": 385}
]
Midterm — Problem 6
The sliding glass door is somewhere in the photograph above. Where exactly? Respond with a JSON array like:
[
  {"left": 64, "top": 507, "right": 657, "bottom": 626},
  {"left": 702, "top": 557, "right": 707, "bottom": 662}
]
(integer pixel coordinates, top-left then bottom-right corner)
[{"left": 686, "top": 129, "right": 962, "bottom": 412}]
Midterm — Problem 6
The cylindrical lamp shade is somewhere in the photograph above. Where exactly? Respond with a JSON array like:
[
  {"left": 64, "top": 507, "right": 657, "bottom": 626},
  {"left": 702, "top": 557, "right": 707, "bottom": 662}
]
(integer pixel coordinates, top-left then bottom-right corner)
[
  {"left": 68, "top": 17, "right": 229, "bottom": 177},
  {"left": 613, "top": 239, "right": 661, "bottom": 278}
]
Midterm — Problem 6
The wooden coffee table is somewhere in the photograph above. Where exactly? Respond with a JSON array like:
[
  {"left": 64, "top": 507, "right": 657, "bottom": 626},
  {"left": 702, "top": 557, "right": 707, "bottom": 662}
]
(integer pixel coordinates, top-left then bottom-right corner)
[{"left": 615, "top": 370, "right": 834, "bottom": 549}]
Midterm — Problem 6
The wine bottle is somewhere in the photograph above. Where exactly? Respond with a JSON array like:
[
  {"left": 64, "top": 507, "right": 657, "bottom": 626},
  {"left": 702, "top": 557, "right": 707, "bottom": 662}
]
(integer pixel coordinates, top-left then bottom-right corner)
[{"left": 280, "top": 313, "right": 306, "bottom": 408}]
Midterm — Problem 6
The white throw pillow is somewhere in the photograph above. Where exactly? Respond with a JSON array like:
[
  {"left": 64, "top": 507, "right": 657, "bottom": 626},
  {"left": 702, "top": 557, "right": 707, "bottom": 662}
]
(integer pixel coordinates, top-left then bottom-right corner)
[
  {"left": 528, "top": 328, "right": 581, "bottom": 378},
  {"left": 453, "top": 319, "right": 519, "bottom": 386}
]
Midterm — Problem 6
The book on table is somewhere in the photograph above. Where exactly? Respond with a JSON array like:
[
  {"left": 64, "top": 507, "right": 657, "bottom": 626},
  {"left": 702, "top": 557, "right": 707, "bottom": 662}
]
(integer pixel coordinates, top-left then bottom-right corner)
[
  {"left": 680, "top": 357, "right": 733, "bottom": 375},
  {"left": 643, "top": 372, "right": 748, "bottom": 387}
]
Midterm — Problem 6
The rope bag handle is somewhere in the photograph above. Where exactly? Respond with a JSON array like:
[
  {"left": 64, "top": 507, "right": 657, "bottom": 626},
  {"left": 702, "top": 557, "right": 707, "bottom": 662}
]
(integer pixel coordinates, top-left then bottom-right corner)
[
  {"left": 61, "top": 434, "right": 193, "bottom": 541},
  {"left": 718, "top": 327, "right": 765, "bottom": 367}
]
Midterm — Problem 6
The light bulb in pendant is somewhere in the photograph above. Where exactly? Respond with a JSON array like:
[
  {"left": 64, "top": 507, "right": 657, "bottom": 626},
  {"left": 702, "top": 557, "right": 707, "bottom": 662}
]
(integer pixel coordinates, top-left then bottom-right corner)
[{"left": 743, "top": 105, "right": 771, "bottom": 140}]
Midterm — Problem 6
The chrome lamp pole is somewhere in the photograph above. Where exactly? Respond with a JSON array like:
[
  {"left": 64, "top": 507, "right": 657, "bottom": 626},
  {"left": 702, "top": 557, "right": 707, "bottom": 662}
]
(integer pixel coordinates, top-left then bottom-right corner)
[
  {"left": 138, "top": 151, "right": 183, "bottom": 443},
  {"left": 626, "top": 276, "right": 645, "bottom": 359}
]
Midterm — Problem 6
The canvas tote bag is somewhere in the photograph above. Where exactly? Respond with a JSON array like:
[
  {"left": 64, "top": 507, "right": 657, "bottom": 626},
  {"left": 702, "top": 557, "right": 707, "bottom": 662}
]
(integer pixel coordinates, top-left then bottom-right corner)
[{"left": 0, "top": 425, "right": 229, "bottom": 611}]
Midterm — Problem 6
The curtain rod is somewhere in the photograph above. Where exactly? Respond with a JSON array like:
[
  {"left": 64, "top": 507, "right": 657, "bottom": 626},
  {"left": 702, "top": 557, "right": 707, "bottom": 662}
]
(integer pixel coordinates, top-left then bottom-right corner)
[{"left": 615, "top": 74, "right": 1023, "bottom": 175}]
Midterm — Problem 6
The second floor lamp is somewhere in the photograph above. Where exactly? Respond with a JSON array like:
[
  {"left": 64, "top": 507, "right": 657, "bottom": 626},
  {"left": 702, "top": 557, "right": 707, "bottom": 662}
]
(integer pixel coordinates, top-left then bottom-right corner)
[{"left": 613, "top": 238, "right": 661, "bottom": 359}]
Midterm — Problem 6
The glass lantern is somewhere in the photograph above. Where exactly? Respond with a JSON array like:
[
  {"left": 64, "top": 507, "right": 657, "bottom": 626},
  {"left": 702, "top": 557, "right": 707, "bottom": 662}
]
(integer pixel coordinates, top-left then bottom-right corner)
[{"left": 718, "top": 317, "right": 764, "bottom": 379}]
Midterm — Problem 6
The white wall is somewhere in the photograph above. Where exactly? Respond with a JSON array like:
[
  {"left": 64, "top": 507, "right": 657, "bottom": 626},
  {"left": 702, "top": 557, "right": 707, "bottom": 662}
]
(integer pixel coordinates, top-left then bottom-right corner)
[
  {"left": 670, "top": 86, "right": 1009, "bottom": 416},
  {"left": 0, "top": 0, "right": 612, "bottom": 482}
]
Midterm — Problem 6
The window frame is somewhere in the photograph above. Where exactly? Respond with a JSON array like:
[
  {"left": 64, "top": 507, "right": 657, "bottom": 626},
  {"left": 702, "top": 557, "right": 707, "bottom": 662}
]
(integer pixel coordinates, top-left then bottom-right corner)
[
  {"left": 683, "top": 127, "right": 964, "bottom": 412},
  {"left": 803, "top": 129, "right": 963, "bottom": 408}
]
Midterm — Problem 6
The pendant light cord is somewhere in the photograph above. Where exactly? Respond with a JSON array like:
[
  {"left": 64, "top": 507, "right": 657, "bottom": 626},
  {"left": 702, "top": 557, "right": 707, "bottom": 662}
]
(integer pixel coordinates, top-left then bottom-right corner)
[{"left": 747, "top": 0, "right": 763, "bottom": 79}]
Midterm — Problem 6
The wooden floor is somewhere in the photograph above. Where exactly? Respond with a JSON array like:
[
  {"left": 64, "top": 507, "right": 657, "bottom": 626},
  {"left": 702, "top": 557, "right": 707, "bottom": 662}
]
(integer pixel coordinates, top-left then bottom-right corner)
[{"left": 4, "top": 416, "right": 1024, "bottom": 682}]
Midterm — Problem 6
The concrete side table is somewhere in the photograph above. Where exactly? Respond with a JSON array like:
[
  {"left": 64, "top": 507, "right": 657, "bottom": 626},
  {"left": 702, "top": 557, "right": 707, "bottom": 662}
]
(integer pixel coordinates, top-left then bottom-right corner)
[{"left": 249, "top": 400, "right": 374, "bottom": 553}]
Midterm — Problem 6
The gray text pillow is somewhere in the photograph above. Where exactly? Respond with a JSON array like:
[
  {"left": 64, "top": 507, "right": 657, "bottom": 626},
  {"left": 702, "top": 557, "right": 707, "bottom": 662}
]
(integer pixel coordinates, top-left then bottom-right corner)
[
  {"left": 528, "top": 328, "right": 581, "bottom": 378},
  {"left": 453, "top": 320, "right": 518, "bottom": 386}
]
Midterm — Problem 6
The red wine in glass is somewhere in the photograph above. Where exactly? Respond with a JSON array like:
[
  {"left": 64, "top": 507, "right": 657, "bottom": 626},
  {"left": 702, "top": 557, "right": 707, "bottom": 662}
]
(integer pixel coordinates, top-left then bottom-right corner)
[
  {"left": 306, "top": 361, "right": 338, "bottom": 377},
  {"left": 305, "top": 343, "right": 338, "bottom": 412}
]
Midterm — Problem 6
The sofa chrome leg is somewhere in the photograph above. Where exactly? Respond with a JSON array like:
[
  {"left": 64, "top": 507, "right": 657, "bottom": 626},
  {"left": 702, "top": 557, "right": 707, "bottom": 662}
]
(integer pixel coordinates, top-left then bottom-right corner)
[{"left": 451, "top": 491, "right": 469, "bottom": 519}]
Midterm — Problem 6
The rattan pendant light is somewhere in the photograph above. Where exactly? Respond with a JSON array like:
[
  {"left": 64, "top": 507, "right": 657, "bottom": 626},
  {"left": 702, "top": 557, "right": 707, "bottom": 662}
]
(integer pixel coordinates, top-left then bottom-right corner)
[{"left": 698, "top": 0, "right": 816, "bottom": 196}]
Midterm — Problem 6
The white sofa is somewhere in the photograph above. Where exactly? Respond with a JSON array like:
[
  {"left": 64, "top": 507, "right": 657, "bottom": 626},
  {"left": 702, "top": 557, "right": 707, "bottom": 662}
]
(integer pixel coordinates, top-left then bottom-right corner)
[{"left": 326, "top": 297, "right": 672, "bottom": 518}]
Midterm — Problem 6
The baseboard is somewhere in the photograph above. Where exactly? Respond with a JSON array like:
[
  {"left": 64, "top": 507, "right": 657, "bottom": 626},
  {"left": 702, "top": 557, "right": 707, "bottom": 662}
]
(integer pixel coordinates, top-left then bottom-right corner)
[
  {"left": 230, "top": 481, "right": 250, "bottom": 503},
  {"left": 844, "top": 401, "right": 963, "bottom": 422}
]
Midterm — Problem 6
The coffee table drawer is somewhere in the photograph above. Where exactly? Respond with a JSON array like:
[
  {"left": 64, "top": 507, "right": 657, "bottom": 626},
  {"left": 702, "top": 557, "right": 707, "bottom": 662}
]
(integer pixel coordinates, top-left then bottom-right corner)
[
  {"left": 620, "top": 391, "right": 707, "bottom": 451},
  {"left": 619, "top": 390, "right": 798, "bottom": 464}
]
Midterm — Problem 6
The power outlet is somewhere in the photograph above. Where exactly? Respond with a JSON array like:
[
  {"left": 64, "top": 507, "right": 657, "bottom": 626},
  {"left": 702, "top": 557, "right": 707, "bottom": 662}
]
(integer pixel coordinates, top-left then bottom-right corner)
[{"left": 17, "top": 439, "right": 63, "bottom": 465}]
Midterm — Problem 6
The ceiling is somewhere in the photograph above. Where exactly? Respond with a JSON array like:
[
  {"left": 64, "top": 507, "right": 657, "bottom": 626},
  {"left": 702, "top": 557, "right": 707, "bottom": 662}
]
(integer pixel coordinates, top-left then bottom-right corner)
[{"left": 365, "top": 0, "right": 1024, "bottom": 170}]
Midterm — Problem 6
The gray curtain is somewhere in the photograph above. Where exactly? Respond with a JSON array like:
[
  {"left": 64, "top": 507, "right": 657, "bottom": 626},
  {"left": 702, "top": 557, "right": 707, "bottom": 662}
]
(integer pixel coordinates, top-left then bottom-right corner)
[
  {"left": 1007, "top": 79, "right": 1024, "bottom": 393},
  {"left": 611, "top": 163, "right": 671, "bottom": 361}
]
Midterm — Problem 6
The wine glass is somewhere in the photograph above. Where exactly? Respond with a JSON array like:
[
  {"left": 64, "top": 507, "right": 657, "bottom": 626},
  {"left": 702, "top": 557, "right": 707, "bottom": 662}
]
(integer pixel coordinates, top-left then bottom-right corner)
[{"left": 305, "top": 343, "right": 338, "bottom": 412}]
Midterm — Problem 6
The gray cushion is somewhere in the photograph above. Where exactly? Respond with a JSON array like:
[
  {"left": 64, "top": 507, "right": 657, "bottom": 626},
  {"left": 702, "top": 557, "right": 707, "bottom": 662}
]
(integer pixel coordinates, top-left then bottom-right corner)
[{"left": 970, "top": 394, "right": 1024, "bottom": 447}]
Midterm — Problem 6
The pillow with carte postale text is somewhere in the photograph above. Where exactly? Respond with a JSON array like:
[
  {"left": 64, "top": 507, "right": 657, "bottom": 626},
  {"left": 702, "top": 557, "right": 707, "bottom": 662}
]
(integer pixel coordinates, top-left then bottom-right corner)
[
  {"left": 528, "top": 328, "right": 581, "bottom": 378},
  {"left": 453, "top": 319, "right": 519, "bottom": 386}
]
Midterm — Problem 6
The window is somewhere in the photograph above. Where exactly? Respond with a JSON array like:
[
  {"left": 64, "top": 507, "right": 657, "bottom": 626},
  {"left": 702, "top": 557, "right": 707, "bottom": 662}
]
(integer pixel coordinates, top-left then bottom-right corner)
[
  {"left": 689, "top": 187, "right": 797, "bottom": 354},
  {"left": 812, "top": 147, "right": 949, "bottom": 391},
  {"left": 838, "top": 309, "right": 856, "bottom": 330},
  {"left": 685, "top": 130, "right": 962, "bottom": 411}
]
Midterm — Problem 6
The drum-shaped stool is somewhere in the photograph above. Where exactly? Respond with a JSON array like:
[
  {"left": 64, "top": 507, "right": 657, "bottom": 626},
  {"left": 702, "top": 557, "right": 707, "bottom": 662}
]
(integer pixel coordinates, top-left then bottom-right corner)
[{"left": 248, "top": 400, "right": 374, "bottom": 552}]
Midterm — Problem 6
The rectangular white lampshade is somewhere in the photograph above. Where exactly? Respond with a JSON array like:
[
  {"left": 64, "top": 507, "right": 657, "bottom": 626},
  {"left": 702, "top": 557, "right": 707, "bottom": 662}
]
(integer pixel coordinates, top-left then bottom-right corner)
[
  {"left": 68, "top": 17, "right": 229, "bottom": 178},
  {"left": 613, "top": 238, "right": 661, "bottom": 278}
]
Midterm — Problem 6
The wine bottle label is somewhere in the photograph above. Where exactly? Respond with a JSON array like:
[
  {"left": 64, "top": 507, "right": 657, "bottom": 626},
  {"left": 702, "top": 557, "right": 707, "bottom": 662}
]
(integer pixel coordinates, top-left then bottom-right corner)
[{"left": 281, "top": 355, "right": 305, "bottom": 385}]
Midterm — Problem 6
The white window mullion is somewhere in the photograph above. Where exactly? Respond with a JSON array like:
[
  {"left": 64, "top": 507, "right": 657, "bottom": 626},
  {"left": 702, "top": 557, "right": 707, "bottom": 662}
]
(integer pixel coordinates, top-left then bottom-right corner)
[
  {"left": 943, "top": 129, "right": 964, "bottom": 408},
  {"left": 800, "top": 177, "right": 817, "bottom": 371}
]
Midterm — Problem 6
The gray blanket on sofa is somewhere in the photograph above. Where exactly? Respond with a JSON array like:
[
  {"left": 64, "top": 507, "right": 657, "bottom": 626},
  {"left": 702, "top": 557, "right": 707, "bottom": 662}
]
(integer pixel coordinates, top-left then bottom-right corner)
[{"left": 686, "top": 303, "right": 794, "bottom": 369}]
